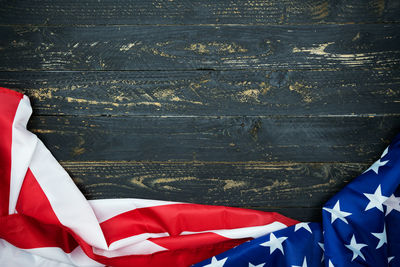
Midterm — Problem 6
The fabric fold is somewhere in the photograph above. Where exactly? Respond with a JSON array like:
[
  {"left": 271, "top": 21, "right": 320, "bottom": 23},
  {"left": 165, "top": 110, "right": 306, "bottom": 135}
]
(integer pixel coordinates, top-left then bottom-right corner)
[{"left": 0, "top": 86, "right": 298, "bottom": 266}]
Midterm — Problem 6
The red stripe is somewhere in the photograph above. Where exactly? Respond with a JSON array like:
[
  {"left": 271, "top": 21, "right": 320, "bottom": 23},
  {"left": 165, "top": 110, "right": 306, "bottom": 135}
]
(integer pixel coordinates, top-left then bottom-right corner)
[
  {"left": 0, "top": 212, "right": 247, "bottom": 267},
  {"left": 0, "top": 87, "right": 23, "bottom": 216},
  {"left": 15, "top": 168, "right": 79, "bottom": 252},
  {"left": 150, "top": 231, "right": 249, "bottom": 251},
  {"left": 100, "top": 203, "right": 298, "bottom": 246},
  {"left": 6, "top": 167, "right": 297, "bottom": 266},
  {"left": 91, "top": 238, "right": 248, "bottom": 267}
]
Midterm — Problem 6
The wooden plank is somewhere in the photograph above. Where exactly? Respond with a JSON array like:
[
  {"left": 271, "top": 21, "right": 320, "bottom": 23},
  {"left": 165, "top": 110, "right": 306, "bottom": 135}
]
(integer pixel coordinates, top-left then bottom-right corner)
[
  {"left": 29, "top": 115, "right": 400, "bottom": 162},
  {"left": 0, "top": 24, "right": 399, "bottom": 71},
  {"left": 1, "top": 69, "right": 399, "bottom": 116},
  {"left": 0, "top": 0, "right": 398, "bottom": 25},
  {"left": 62, "top": 161, "right": 367, "bottom": 209}
]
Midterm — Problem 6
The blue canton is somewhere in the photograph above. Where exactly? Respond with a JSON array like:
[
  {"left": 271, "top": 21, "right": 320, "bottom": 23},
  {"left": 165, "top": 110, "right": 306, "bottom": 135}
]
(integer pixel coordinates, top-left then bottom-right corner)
[{"left": 194, "top": 133, "right": 400, "bottom": 267}]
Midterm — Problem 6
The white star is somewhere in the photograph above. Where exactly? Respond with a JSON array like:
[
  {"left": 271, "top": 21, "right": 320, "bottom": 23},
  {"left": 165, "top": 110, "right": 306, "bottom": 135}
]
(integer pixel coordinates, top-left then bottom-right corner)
[
  {"left": 384, "top": 194, "right": 400, "bottom": 215},
  {"left": 323, "top": 200, "right": 352, "bottom": 224},
  {"left": 364, "top": 185, "right": 389, "bottom": 212},
  {"left": 372, "top": 225, "right": 387, "bottom": 249},
  {"left": 203, "top": 257, "right": 228, "bottom": 267},
  {"left": 345, "top": 235, "right": 367, "bottom": 261},
  {"left": 260, "top": 233, "right": 288, "bottom": 255},
  {"left": 388, "top": 256, "right": 395, "bottom": 263},
  {"left": 292, "top": 256, "right": 307, "bottom": 267},
  {"left": 318, "top": 242, "right": 324, "bottom": 262},
  {"left": 249, "top": 263, "right": 265, "bottom": 267},
  {"left": 381, "top": 146, "right": 389, "bottom": 157},
  {"left": 294, "top": 222, "right": 312, "bottom": 233},
  {"left": 328, "top": 259, "right": 335, "bottom": 267},
  {"left": 363, "top": 147, "right": 389, "bottom": 175}
]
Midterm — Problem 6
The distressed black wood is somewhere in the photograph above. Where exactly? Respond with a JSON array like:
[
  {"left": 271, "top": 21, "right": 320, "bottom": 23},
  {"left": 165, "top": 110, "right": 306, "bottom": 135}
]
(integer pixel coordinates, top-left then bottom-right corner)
[
  {"left": 0, "top": 0, "right": 399, "bottom": 25},
  {"left": 62, "top": 161, "right": 367, "bottom": 208},
  {"left": 1, "top": 69, "right": 399, "bottom": 116},
  {"left": 1, "top": 0, "right": 400, "bottom": 222},
  {"left": 28, "top": 115, "right": 400, "bottom": 162},
  {"left": 0, "top": 24, "right": 399, "bottom": 71}
]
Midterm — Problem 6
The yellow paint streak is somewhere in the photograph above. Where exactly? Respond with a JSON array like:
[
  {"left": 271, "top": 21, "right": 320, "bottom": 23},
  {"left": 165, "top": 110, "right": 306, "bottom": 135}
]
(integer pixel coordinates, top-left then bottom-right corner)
[
  {"left": 154, "top": 89, "right": 203, "bottom": 105},
  {"left": 66, "top": 97, "right": 120, "bottom": 106},
  {"left": 293, "top": 42, "right": 334, "bottom": 56},
  {"left": 259, "top": 81, "right": 272, "bottom": 95},
  {"left": 32, "top": 129, "right": 56, "bottom": 134},
  {"left": 72, "top": 137, "right": 86, "bottom": 156},
  {"left": 120, "top": 42, "right": 142, "bottom": 51},
  {"left": 311, "top": 0, "right": 330, "bottom": 20},
  {"left": 352, "top": 32, "right": 361, "bottom": 41},
  {"left": 242, "top": 179, "right": 290, "bottom": 193},
  {"left": 185, "top": 43, "right": 209, "bottom": 54},
  {"left": 185, "top": 42, "right": 247, "bottom": 54},
  {"left": 292, "top": 42, "right": 373, "bottom": 66},
  {"left": 65, "top": 97, "right": 161, "bottom": 107},
  {"left": 29, "top": 87, "right": 60, "bottom": 101},
  {"left": 137, "top": 101, "right": 162, "bottom": 107},
  {"left": 73, "top": 147, "right": 85, "bottom": 156},
  {"left": 223, "top": 180, "right": 246, "bottom": 190},
  {"left": 374, "top": 0, "right": 385, "bottom": 16},
  {"left": 140, "top": 45, "right": 176, "bottom": 58},
  {"left": 237, "top": 89, "right": 260, "bottom": 102},
  {"left": 154, "top": 89, "right": 175, "bottom": 99},
  {"left": 289, "top": 82, "right": 313, "bottom": 103},
  {"left": 152, "top": 176, "right": 197, "bottom": 184},
  {"left": 130, "top": 177, "right": 151, "bottom": 189},
  {"left": 156, "top": 41, "right": 171, "bottom": 47}
]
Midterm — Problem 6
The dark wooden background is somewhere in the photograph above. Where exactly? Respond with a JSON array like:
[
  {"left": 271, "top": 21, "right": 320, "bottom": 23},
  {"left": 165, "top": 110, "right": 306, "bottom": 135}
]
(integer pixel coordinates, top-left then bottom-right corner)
[{"left": 0, "top": 0, "right": 399, "bottom": 221}]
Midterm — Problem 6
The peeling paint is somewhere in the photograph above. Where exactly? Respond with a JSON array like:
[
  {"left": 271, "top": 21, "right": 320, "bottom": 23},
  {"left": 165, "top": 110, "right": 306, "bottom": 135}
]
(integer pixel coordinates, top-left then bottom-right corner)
[
  {"left": 120, "top": 42, "right": 142, "bottom": 51},
  {"left": 237, "top": 89, "right": 260, "bottom": 102},
  {"left": 292, "top": 42, "right": 374, "bottom": 66},
  {"left": 223, "top": 180, "right": 246, "bottom": 190}
]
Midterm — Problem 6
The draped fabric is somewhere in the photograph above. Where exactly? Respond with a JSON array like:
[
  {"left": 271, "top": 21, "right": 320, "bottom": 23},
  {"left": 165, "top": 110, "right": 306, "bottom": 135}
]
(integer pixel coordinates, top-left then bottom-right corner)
[
  {"left": 194, "top": 134, "right": 400, "bottom": 266},
  {"left": 0, "top": 87, "right": 297, "bottom": 267}
]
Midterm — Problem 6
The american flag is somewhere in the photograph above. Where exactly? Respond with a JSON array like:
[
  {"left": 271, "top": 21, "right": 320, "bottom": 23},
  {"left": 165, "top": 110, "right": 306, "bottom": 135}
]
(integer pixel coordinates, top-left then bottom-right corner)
[
  {"left": 0, "top": 87, "right": 297, "bottom": 266},
  {"left": 194, "top": 134, "right": 400, "bottom": 266}
]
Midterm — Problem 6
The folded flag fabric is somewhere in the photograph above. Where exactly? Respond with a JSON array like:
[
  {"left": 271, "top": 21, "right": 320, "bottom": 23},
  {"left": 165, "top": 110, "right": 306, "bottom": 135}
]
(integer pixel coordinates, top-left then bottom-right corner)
[
  {"left": 194, "top": 134, "right": 400, "bottom": 266},
  {"left": 0, "top": 86, "right": 298, "bottom": 267}
]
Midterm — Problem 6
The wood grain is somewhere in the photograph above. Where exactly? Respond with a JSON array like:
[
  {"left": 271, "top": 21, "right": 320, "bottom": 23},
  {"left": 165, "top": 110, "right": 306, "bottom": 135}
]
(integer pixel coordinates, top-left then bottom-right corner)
[
  {"left": 0, "top": 0, "right": 398, "bottom": 25},
  {"left": 1, "top": 69, "right": 399, "bottom": 116},
  {"left": 62, "top": 161, "right": 367, "bottom": 208},
  {"left": 1, "top": 0, "right": 399, "bottom": 223},
  {"left": 0, "top": 24, "right": 399, "bottom": 71},
  {"left": 28, "top": 115, "right": 400, "bottom": 162}
]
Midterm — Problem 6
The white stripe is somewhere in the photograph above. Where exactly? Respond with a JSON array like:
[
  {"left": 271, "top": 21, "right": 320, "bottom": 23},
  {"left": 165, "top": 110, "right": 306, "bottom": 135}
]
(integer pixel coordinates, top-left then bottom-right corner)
[
  {"left": 29, "top": 140, "right": 108, "bottom": 250},
  {"left": 94, "top": 237, "right": 168, "bottom": 257},
  {"left": 181, "top": 221, "right": 287, "bottom": 239},
  {"left": 9, "top": 96, "right": 38, "bottom": 214},
  {"left": 89, "top": 198, "right": 181, "bottom": 223},
  {"left": 108, "top": 232, "right": 169, "bottom": 250},
  {"left": 0, "top": 239, "right": 102, "bottom": 267}
]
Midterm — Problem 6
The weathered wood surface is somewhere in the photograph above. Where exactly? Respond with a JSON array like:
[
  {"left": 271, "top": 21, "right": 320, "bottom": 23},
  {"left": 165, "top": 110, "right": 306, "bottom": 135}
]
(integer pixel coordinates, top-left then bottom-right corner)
[
  {"left": 0, "top": 0, "right": 398, "bottom": 25},
  {"left": 29, "top": 115, "right": 400, "bottom": 162},
  {"left": 1, "top": 0, "right": 399, "bottom": 222},
  {"left": 1, "top": 69, "right": 399, "bottom": 116},
  {"left": 0, "top": 24, "right": 399, "bottom": 71},
  {"left": 62, "top": 160, "right": 367, "bottom": 208}
]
